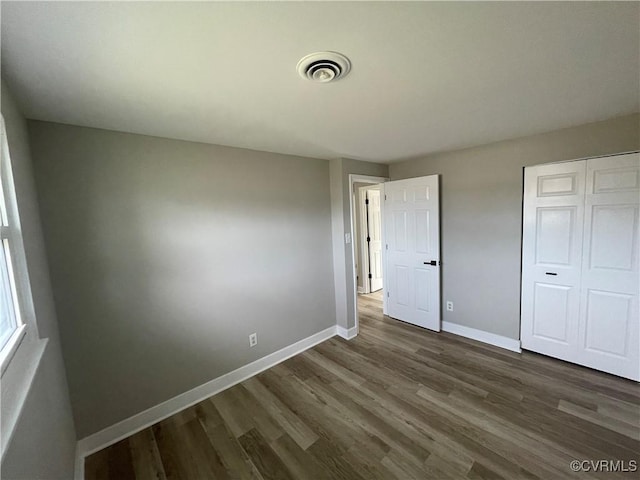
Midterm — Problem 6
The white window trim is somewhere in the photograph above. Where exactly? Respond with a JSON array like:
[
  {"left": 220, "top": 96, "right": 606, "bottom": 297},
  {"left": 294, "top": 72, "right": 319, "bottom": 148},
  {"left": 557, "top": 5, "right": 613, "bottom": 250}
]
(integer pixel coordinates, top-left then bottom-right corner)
[
  {"left": 0, "top": 324, "right": 26, "bottom": 376},
  {"left": 0, "top": 113, "right": 48, "bottom": 461},
  {"left": 0, "top": 114, "right": 28, "bottom": 370}
]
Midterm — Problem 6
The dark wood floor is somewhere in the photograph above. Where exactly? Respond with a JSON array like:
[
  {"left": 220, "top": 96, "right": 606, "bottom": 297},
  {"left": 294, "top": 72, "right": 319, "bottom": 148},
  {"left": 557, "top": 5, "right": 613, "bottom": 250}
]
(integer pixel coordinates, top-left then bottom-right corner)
[{"left": 86, "top": 291, "right": 640, "bottom": 479}]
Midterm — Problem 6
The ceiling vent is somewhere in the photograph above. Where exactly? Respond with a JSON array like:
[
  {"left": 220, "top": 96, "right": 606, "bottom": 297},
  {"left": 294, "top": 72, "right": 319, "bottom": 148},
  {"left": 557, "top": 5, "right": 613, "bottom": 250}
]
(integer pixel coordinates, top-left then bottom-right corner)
[{"left": 297, "top": 51, "right": 351, "bottom": 83}]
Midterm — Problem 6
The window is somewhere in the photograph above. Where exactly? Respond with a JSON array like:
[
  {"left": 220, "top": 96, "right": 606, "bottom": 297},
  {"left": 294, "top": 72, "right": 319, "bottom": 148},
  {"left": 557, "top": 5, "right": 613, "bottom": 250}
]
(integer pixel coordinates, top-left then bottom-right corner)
[{"left": 0, "top": 116, "right": 26, "bottom": 371}]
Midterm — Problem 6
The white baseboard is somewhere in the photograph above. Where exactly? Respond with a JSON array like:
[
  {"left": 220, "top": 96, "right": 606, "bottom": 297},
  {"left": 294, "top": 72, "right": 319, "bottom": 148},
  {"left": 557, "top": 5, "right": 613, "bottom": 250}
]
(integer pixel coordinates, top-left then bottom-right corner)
[
  {"left": 442, "top": 321, "right": 521, "bottom": 353},
  {"left": 337, "top": 325, "right": 358, "bottom": 340},
  {"left": 74, "top": 325, "right": 337, "bottom": 479},
  {"left": 357, "top": 286, "right": 366, "bottom": 294}
]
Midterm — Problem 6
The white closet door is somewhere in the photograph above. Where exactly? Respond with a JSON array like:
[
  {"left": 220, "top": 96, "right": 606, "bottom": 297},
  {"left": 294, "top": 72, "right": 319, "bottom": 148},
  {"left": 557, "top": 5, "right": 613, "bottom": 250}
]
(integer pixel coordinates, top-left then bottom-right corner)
[
  {"left": 521, "top": 161, "right": 586, "bottom": 362},
  {"left": 577, "top": 153, "right": 639, "bottom": 380},
  {"left": 384, "top": 175, "right": 440, "bottom": 331},
  {"left": 522, "top": 153, "right": 640, "bottom": 381}
]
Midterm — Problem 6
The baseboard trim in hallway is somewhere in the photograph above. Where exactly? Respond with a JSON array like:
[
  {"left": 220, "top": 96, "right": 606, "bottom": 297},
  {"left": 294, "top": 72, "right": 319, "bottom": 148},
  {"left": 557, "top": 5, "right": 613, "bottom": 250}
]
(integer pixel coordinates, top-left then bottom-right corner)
[{"left": 74, "top": 325, "right": 338, "bottom": 479}]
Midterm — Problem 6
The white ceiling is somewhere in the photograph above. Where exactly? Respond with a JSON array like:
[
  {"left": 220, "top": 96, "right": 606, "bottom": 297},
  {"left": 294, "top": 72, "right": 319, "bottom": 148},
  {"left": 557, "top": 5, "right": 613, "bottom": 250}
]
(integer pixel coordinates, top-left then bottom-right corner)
[{"left": 2, "top": 2, "right": 638, "bottom": 163}]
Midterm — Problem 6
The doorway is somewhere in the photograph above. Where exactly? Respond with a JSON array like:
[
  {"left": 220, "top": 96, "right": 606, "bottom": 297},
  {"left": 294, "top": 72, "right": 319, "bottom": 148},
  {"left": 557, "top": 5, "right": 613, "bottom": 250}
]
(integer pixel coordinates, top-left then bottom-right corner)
[{"left": 349, "top": 174, "right": 387, "bottom": 334}]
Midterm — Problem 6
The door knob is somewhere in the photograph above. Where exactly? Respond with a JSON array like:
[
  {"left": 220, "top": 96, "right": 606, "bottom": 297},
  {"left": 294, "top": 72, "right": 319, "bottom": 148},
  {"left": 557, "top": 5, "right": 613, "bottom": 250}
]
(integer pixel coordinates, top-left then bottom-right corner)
[{"left": 424, "top": 260, "right": 439, "bottom": 266}]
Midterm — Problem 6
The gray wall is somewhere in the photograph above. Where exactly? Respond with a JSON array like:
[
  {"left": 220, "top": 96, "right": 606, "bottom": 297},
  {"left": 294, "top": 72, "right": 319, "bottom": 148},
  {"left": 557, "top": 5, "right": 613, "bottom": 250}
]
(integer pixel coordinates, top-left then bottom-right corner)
[
  {"left": 389, "top": 113, "right": 640, "bottom": 340},
  {"left": 28, "top": 121, "right": 336, "bottom": 438},
  {"left": 1, "top": 83, "right": 76, "bottom": 478}
]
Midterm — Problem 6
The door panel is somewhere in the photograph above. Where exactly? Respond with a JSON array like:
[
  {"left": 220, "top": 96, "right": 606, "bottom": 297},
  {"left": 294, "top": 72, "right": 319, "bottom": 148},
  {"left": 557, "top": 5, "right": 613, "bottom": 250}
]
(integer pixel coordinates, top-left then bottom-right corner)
[
  {"left": 589, "top": 205, "right": 638, "bottom": 271},
  {"left": 577, "top": 153, "right": 639, "bottom": 380},
  {"left": 415, "top": 268, "right": 431, "bottom": 312},
  {"left": 371, "top": 251, "right": 382, "bottom": 287},
  {"left": 584, "top": 289, "right": 632, "bottom": 357},
  {"left": 521, "top": 161, "right": 585, "bottom": 361},
  {"left": 532, "top": 283, "right": 572, "bottom": 343},
  {"left": 395, "top": 265, "right": 409, "bottom": 306},
  {"left": 384, "top": 176, "right": 440, "bottom": 331},
  {"left": 368, "top": 189, "right": 383, "bottom": 292},
  {"left": 392, "top": 211, "right": 407, "bottom": 251},
  {"left": 413, "top": 184, "right": 431, "bottom": 201},
  {"left": 535, "top": 207, "right": 576, "bottom": 265},
  {"left": 537, "top": 172, "right": 580, "bottom": 196},
  {"left": 415, "top": 210, "right": 431, "bottom": 253},
  {"left": 593, "top": 167, "right": 639, "bottom": 193}
]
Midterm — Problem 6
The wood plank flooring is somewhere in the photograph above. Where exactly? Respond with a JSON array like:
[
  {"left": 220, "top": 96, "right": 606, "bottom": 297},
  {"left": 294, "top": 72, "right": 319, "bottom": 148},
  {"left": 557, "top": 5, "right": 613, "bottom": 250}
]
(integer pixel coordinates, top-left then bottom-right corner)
[{"left": 86, "top": 291, "right": 640, "bottom": 479}]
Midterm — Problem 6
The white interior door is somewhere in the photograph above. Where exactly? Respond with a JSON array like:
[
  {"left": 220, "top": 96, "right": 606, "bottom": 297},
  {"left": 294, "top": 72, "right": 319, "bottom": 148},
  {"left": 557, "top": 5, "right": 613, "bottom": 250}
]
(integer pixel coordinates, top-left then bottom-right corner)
[
  {"left": 576, "top": 153, "right": 639, "bottom": 380},
  {"left": 521, "top": 161, "right": 586, "bottom": 362},
  {"left": 367, "top": 188, "right": 383, "bottom": 292},
  {"left": 384, "top": 176, "right": 440, "bottom": 331},
  {"left": 357, "top": 187, "right": 369, "bottom": 294}
]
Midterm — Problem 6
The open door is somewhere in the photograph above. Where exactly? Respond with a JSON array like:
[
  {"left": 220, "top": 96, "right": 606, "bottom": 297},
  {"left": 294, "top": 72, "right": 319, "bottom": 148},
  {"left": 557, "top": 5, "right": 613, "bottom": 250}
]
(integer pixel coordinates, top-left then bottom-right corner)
[
  {"left": 367, "top": 188, "right": 383, "bottom": 292},
  {"left": 384, "top": 175, "right": 440, "bottom": 331}
]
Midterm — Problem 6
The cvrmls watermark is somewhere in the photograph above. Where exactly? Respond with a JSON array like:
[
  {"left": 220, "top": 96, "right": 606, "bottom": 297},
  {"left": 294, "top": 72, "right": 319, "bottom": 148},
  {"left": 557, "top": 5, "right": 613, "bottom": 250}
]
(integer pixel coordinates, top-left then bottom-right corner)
[{"left": 570, "top": 460, "right": 637, "bottom": 473}]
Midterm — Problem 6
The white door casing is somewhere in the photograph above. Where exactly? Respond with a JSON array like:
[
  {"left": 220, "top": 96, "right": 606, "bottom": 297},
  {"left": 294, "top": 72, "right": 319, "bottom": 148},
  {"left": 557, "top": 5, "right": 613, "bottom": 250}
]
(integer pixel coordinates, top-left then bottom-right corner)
[
  {"left": 521, "top": 153, "right": 639, "bottom": 381},
  {"left": 356, "top": 188, "right": 367, "bottom": 294},
  {"left": 367, "top": 188, "right": 383, "bottom": 292},
  {"left": 384, "top": 175, "right": 440, "bottom": 331}
]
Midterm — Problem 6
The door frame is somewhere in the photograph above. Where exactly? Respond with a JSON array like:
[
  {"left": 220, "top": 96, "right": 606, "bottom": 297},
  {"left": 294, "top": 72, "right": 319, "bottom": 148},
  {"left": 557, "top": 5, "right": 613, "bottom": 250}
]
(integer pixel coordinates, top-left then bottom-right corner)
[{"left": 349, "top": 174, "right": 388, "bottom": 334}]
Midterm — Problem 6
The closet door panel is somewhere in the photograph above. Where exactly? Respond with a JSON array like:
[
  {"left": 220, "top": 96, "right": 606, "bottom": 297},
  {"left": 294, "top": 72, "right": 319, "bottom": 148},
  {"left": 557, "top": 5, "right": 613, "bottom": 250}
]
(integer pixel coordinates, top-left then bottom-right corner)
[
  {"left": 531, "top": 283, "right": 572, "bottom": 343},
  {"left": 577, "top": 153, "right": 640, "bottom": 381},
  {"left": 583, "top": 290, "right": 633, "bottom": 357},
  {"left": 521, "top": 161, "right": 586, "bottom": 361}
]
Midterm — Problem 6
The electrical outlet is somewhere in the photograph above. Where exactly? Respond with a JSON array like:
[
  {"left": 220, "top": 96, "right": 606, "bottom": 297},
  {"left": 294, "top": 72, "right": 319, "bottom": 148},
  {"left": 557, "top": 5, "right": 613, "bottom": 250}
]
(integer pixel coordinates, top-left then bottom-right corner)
[
  {"left": 446, "top": 301, "right": 454, "bottom": 312},
  {"left": 249, "top": 333, "right": 257, "bottom": 347}
]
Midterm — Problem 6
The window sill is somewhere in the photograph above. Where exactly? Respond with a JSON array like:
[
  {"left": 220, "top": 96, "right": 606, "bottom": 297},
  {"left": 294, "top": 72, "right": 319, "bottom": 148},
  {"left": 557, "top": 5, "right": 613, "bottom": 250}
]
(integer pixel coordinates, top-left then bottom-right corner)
[{"left": 0, "top": 333, "right": 47, "bottom": 460}]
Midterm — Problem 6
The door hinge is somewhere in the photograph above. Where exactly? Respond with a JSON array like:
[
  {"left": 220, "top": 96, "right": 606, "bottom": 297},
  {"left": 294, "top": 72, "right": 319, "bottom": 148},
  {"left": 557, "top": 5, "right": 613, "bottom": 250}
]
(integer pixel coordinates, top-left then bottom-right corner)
[
  {"left": 365, "top": 198, "right": 369, "bottom": 205},
  {"left": 384, "top": 194, "right": 387, "bottom": 201},
  {"left": 368, "top": 273, "right": 373, "bottom": 279},
  {"left": 387, "top": 291, "right": 390, "bottom": 298},
  {"left": 366, "top": 236, "right": 371, "bottom": 243},
  {"left": 385, "top": 244, "right": 388, "bottom": 250}
]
